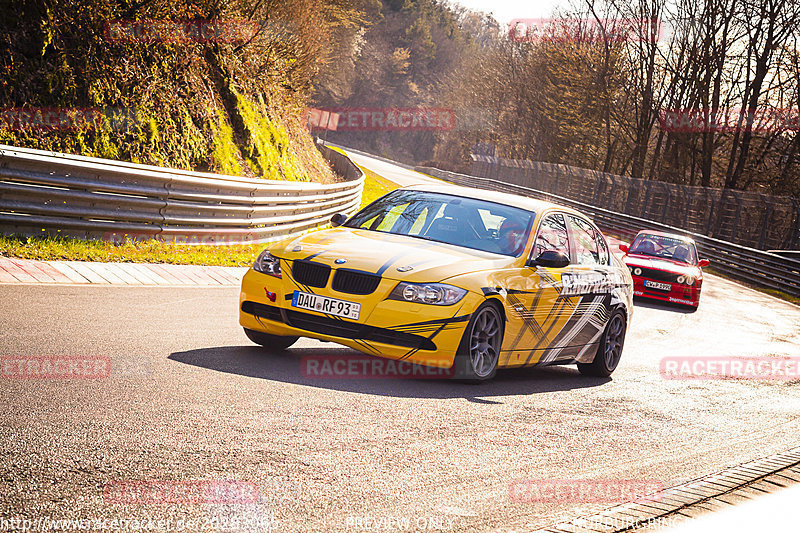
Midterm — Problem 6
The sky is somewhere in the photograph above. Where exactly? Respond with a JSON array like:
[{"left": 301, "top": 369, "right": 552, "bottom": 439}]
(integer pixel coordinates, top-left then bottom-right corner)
[{"left": 449, "top": 0, "right": 570, "bottom": 25}]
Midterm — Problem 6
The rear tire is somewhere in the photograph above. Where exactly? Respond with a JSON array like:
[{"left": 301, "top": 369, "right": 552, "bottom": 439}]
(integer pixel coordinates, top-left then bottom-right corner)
[
  {"left": 243, "top": 328, "right": 298, "bottom": 351},
  {"left": 453, "top": 303, "right": 504, "bottom": 382},
  {"left": 577, "top": 308, "right": 626, "bottom": 377}
]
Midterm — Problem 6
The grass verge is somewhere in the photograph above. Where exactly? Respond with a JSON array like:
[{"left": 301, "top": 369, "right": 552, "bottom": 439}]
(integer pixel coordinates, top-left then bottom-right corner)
[
  {"left": 359, "top": 167, "right": 399, "bottom": 208},
  {"left": 0, "top": 235, "right": 262, "bottom": 267}
]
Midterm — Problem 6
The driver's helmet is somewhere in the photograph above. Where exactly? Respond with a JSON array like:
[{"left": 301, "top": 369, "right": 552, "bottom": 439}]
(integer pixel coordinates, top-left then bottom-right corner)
[
  {"left": 636, "top": 238, "right": 656, "bottom": 254},
  {"left": 499, "top": 219, "right": 526, "bottom": 255},
  {"left": 673, "top": 244, "right": 691, "bottom": 263}
]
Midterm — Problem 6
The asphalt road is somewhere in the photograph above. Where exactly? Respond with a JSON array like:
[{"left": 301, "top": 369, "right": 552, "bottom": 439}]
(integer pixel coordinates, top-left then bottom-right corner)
[
  {"left": 338, "top": 148, "right": 442, "bottom": 188},
  {"left": 2, "top": 153, "right": 800, "bottom": 532}
]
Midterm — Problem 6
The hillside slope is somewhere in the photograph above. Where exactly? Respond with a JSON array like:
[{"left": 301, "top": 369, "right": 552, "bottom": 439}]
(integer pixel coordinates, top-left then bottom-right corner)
[{"left": 0, "top": 0, "right": 365, "bottom": 183}]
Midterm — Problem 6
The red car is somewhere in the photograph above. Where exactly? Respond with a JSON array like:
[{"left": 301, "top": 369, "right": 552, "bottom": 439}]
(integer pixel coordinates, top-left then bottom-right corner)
[{"left": 619, "top": 230, "right": 709, "bottom": 308}]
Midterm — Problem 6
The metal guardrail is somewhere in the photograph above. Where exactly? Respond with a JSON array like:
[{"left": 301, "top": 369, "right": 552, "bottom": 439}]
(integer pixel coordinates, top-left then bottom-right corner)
[
  {"left": 0, "top": 143, "right": 364, "bottom": 245},
  {"left": 418, "top": 166, "right": 800, "bottom": 299},
  {"left": 769, "top": 250, "right": 800, "bottom": 260}
]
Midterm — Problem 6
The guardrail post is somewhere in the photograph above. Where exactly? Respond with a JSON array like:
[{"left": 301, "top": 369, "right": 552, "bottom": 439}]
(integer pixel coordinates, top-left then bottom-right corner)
[
  {"left": 641, "top": 181, "right": 652, "bottom": 218},
  {"left": 607, "top": 177, "right": 617, "bottom": 211},
  {"left": 706, "top": 189, "right": 716, "bottom": 236},
  {"left": 791, "top": 196, "right": 800, "bottom": 250},
  {"left": 661, "top": 184, "right": 671, "bottom": 224},
  {"left": 592, "top": 173, "right": 602, "bottom": 206},
  {"left": 682, "top": 185, "right": 691, "bottom": 229},
  {"left": 623, "top": 180, "right": 636, "bottom": 216},
  {"left": 757, "top": 194, "right": 772, "bottom": 250},
  {"left": 730, "top": 190, "right": 743, "bottom": 244}
]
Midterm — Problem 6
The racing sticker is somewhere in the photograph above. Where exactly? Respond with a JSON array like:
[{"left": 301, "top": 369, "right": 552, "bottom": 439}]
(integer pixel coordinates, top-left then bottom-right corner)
[{"left": 560, "top": 271, "right": 618, "bottom": 296}]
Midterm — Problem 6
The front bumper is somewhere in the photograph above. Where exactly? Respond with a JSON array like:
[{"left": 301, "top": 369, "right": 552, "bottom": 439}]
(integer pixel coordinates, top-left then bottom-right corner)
[
  {"left": 632, "top": 276, "right": 700, "bottom": 306},
  {"left": 238, "top": 268, "right": 478, "bottom": 368}
]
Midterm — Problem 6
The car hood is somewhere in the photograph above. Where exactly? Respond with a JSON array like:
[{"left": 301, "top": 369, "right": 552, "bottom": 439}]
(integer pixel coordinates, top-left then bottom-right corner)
[
  {"left": 271, "top": 227, "right": 517, "bottom": 283},
  {"left": 624, "top": 254, "right": 701, "bottom": 276}
]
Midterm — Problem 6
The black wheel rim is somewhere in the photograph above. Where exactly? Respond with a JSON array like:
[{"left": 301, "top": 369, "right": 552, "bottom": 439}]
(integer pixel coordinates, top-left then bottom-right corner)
[
  {"left": 469, "top": 307, "right": 501, "bottom": 378},
  {"left": 603, "top": 314, "right": 625, "bottom": 370}
]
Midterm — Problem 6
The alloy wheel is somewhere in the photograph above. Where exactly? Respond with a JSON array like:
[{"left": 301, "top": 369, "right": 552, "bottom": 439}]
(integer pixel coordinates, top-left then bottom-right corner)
[{"left": 469, "top": 307, "right": 502, "bottom": 378}]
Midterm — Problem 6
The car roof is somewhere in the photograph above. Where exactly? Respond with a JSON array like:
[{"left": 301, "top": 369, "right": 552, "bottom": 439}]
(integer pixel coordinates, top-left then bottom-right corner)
[
  {"left": 635, "top": 229, "right": 696, "bottom": 244},
  {"left": 401, "top": 183, "right": 587, "bottom": 219}
]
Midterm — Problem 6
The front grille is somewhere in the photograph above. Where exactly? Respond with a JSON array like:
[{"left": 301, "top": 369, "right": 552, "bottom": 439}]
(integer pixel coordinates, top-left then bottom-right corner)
[
  {"left": 635, "top": 267, "right": 680, "bottom": 283},
  {"left": 292, "top": 260, "right": 330, "bottom": 288},
  {"left": 332, "top": 269, "right": 381, "bottom": 295},
  {"left": 284, "top": 310, "right": 436, "bottom": 351},
  {"left": 241, "top": 301, "right": 283, "bottom": 322}
]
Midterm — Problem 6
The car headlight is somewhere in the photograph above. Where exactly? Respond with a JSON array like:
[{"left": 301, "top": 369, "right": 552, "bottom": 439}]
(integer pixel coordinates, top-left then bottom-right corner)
[
  {"left": 253, "top": 250, "right": 282, "bottom": 278},
  {"left": 684, "top": 276, "right": 695, "bottom": 285},
  {"left": 677, "top": 275, "right": 685, "bottom": 284},
  {"left": 633, "top": 267, "right": 642, "bottom": 276},
  {"left": 388, "top": 282, "right": 467, "bottom": 306}
]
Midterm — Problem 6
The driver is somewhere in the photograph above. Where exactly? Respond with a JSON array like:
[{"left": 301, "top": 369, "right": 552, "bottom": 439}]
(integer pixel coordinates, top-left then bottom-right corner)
[
  {"left": 498, "top": 219, "right": 526, "bottom": 255},
  {"left": 632, "top": 237, "right": 656, "bottom": 255}
]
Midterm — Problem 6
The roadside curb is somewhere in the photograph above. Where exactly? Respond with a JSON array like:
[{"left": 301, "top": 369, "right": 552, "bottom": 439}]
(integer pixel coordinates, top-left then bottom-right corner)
[
  {"left": 0, "top": 257, "right": 247, "bottom": 286},
  {"left": 533, "top": 447, "right": 800, "bottom": 532}
]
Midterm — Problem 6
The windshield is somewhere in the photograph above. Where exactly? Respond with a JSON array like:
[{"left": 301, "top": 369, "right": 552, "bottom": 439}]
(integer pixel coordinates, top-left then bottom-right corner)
[
  {"left": 344, "top": 189, "right": 535, "bottom": 257},
  {"left": 629, "top": 234, "right": 698, "bottom": 265}
]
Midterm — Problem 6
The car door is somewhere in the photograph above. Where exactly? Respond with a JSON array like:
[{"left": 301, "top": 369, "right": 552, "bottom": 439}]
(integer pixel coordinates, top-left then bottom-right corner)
[
  {"left": 499, "top": 211, "right": 579, "bottom": 367},
  {"left": 558, "top": 214, "right": 615, "bottom": 363}
]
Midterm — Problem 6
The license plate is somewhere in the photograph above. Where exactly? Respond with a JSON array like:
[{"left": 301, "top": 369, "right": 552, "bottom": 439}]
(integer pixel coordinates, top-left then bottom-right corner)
[
  {"left": 291, "top": 291, "right": 360, "bottom": 320},
  {"left": 644, "top": 280, "right": 671, "bottom": 291}
]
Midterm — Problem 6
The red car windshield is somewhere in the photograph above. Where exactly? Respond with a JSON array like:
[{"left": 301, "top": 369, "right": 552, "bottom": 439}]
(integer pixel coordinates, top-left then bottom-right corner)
[{"left": 629, "top": 234, "right": 698, "bottom": 265}]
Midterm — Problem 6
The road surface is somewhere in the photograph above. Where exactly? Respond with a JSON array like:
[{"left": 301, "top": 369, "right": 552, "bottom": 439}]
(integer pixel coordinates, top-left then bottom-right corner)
[
  {"left": 2, "top": 153, "right": 800, "bottom": 532},
  {"left": 336, "top": 146, "right": 442, "bottom": 188}
]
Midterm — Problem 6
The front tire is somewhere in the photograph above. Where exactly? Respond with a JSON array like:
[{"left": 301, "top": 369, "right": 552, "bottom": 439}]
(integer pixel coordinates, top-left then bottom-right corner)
[
  {"left": 454, "top": 303, "right": 504, "bottom": 382},
  {"left": 243, "top": 328, "right": 298, "bottom": 351},
  {"left": 577, "top": 308, "right": 626, "bottom": 377}
]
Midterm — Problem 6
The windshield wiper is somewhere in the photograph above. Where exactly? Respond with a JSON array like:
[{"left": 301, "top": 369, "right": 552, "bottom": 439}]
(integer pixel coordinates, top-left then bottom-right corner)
[{"left": 396, "top": 232, "right": 432, "bottom": 241}]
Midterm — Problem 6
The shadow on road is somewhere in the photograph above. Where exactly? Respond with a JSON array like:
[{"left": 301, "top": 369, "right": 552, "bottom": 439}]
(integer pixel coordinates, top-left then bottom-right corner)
[
  {"left": 634, "top": 297, "right": 697, "bottom": 314},
  {"left": 168, "top": 345, "right": 610, "bottom": 400}
]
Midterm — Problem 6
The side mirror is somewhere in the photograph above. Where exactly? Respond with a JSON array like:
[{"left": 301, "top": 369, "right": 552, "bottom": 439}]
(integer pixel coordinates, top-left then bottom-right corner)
[
  {"left": 698, "top": 259, "right": 710, "bottom": 268},
  {"left": 618, "top": 244, "right": 629, "bottom": 254},
  {"left": 330, "top": 213, "right": 348, "bottom": 227},
  {"left": 527, "top": 250, "right": 570, "bottom": 269}
]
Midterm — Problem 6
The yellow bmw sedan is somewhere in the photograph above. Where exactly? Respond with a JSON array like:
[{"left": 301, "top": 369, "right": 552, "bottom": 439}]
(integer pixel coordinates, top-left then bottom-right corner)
[{"left": 239, "top": 184, "right": 633, "bottom": 381}]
